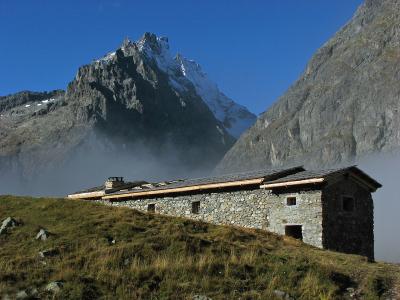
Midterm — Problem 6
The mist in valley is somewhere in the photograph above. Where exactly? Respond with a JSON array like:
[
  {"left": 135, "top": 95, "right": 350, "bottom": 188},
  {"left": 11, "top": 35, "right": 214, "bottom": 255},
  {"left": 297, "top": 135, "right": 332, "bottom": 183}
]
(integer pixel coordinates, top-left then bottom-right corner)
[
  {"left": 0, "top": 137, "right": 212, "bottom": 197},
  {"left": 1, "top": 144, "right": 399, "bottom": 263},
  {"left": 358, "top": 153, "right": 400, "bottom": 263}
]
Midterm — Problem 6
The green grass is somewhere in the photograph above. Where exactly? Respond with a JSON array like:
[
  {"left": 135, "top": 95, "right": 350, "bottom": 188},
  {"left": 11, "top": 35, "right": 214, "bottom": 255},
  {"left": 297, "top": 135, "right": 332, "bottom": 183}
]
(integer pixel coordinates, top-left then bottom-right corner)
[{"left": 0, "top": 196, "right": 398, "bottom": 299}]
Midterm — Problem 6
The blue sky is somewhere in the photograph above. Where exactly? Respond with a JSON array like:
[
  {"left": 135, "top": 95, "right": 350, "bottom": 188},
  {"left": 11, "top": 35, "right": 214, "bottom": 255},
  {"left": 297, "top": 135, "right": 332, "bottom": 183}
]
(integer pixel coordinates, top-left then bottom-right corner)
[{"left": 0, "top": 0, "right": 363, "bottom": 114}]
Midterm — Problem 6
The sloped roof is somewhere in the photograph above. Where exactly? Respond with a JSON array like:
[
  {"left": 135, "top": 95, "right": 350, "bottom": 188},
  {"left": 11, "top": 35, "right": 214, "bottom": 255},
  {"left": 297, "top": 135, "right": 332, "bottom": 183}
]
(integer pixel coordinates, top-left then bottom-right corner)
[
  {"left": 73, "top": 185, "right": 105, "bottom": 194},
  {"left": 72, "top": 181, "right": 148, "bottom": 195},
  {"left": 68, "top": 165, "right": 381, "bottom": 200},
  {"left": 263, "top": 166, "right": 382, "bottom": 192},
  {"left": 103, "top": 166, "right": 305, "bottom": 199},
  {"left": 264, "top": 167, "right": 349, "bottom": 184},
  {"left": 157, "top": 166, "right": 305, "bottom": 190}
]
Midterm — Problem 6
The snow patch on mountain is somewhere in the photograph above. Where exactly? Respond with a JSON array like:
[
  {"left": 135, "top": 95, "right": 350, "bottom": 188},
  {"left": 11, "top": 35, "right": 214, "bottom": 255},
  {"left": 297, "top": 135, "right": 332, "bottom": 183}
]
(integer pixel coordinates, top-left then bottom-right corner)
[
  {"left": 174, "top": 55, "right": 256, "bottom": 138},
  {"left": 96, "top": 51, "right": 116, "bottom": 64}
]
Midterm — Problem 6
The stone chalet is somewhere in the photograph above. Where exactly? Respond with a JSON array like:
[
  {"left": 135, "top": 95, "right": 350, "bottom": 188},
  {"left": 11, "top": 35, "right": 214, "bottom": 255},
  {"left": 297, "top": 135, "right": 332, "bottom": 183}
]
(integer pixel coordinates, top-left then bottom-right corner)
[{"left": 67, "top": 166, "right": 381, "bottom": 260}]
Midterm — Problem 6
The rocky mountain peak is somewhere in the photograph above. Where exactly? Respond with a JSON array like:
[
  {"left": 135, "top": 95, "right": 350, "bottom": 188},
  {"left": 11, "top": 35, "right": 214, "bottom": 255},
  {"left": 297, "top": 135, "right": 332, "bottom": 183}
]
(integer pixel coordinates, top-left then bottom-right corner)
[
  {"left": 137, "top": 32, "right": 170, "bottom": 56},
  {"left": 216, "top": 0, "right": 400, "bottom": 174},
  {"left": 92, "top": 33, "right": 257, "bottom": 138},
  {"left": 121, "top": 36, "right": 134, "bottom": 49},
  {"left": 1, "top": 32, "right": 256, "bottom": 195}
]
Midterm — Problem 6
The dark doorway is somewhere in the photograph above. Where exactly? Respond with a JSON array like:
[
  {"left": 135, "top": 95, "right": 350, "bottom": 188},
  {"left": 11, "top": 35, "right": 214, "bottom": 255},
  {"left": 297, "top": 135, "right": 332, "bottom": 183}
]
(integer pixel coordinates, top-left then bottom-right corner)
[
  {"left": 147, "top": 203, "right": 156, "bottom": 213},
  {"left": 191, "top": 201, "right": 200, "bottom": 214},
  {"left": 285, "top": 225, "right": 303, "bottom": 240}
]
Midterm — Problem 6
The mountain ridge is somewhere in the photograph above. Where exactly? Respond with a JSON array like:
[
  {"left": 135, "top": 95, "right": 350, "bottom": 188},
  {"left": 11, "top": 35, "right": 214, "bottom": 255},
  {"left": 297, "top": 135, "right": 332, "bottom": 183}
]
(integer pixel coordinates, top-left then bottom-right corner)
[
  {"left": 0, "top": 33, "right": 255, "bottom": 195},
  {"left": 216, "top": 0, "right": 400, "bottom": 174}
]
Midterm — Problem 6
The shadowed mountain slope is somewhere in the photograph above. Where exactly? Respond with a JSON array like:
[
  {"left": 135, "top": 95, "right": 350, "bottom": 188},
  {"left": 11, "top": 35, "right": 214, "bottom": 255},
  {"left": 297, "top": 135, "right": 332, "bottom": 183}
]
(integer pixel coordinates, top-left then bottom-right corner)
[
  {"left": 217, "top": 0, "right": 400, "bottom": 173},
  {"left": 0, "top": 33, "right": 256, "bottom": 195}
]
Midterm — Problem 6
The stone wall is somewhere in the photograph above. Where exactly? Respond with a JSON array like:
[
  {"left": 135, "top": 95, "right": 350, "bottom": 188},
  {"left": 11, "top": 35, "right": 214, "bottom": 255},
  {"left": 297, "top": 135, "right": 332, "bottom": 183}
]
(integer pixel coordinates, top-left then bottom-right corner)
[
  {"left": 322, "top": 176, "right": 374, "bottom": 259},
  {"left": 103, "top": 187, "right": 324, "bottom": 248},
  {"left": 267, "top": 189, "right": 323, "bottom": 248}
]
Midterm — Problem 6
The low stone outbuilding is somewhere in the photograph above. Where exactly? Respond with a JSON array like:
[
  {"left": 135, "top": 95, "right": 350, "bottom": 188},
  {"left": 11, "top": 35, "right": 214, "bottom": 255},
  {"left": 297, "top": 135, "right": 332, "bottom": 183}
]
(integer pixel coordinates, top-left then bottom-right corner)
[{"left": 67, "top": 166, "right": 381, "bottom": 260}]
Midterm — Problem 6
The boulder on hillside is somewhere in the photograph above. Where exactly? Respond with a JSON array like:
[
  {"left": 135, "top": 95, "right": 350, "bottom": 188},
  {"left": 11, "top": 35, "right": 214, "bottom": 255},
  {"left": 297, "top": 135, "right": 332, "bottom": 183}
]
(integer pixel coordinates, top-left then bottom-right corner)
[
  {"left": 35, "top": 228, "right": 51, "bottom": 241},
  {"left": 274, "top": 290, "right": 294, "bottom": 300},
  {"left": 38, "top": 248, "right": 59, "bottom": 258},
  {"left": 45, "top": 281, "right": 63, "bottom": 293},
  {"left": 0, "top": 217, "right": 20, "bottom": 235},
  {"left": 14, "top": 288, "right": 38, "bottom": 300}
]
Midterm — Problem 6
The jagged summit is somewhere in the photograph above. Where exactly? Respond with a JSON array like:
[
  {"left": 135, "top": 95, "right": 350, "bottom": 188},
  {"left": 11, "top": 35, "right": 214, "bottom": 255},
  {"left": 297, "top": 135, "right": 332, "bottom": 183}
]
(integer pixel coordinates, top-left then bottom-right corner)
[
  {"left": 96, "top": 33, "right": 257, "bottom": 138},
  {"left": 1, "top": 32, "right": 257, "bottom": 195},
  {"left": 136, "top": 32, "right": 170, "bottom": 54},
  {"left": 121, "top": 36, "right": 134, "bottom": 48}
]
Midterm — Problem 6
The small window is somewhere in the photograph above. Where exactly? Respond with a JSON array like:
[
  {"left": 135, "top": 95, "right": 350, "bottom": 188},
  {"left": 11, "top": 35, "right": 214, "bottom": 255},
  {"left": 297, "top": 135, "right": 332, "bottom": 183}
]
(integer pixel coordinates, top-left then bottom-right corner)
[
  {"left": 191, "top": 201, "right": 200, "bottom": 214},
  {"left": 286, "top": 197, "right": 297, "bottom": 206},
  {"left": 285, "top": 225, "right": 303, "bottom": 240},
  {"left": 147, "top": 203, "right": 155, "bottom": 213},
  {"left": 342, "top": 196, "right": 355, "bottom": 212}
]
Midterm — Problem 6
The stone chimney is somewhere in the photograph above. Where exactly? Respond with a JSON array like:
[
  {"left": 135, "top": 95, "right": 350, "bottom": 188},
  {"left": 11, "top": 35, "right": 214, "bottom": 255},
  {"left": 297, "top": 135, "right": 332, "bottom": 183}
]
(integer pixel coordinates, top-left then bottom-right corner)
[{"left": 105, "top": 177, "right": 124, "bottom": 190}]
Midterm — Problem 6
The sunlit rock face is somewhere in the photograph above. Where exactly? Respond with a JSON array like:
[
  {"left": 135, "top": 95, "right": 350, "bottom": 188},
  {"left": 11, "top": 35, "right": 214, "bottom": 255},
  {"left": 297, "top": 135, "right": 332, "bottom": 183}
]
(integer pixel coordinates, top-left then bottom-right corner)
[
  {"left": 217, "top": 0, "right": 400, "bottom": 173},
  {"left": 0, "top": 33, "right": 256, "bottom": 195}
]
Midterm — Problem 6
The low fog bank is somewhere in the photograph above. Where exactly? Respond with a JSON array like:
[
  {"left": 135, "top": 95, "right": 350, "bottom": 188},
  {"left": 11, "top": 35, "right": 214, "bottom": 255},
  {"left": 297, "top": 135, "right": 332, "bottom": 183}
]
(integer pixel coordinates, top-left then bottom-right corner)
[
  {"left": 0, "top": 141, "right": 211, "bottom": 197},
  {"left": 358, "top": 153, "right": 400, "bottom": 263},
  {"left": 1, "top": 143, "right": 399, "bottom": 263}
]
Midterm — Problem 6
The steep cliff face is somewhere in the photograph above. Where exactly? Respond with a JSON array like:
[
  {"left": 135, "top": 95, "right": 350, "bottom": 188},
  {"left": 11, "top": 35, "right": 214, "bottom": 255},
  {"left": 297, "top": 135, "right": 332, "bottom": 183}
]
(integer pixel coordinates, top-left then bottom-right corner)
[
  {"left": 0, "top": 33, "right": 255, "bottom": 195},
  {"left": 66, "top": 35, "right": 235, "bottom": 169},
  {"left": 217, "top": 0, "right": 400, "bottom": 173},
  {"left": 131, "top": 33, "right": 256, "bottom": 138}
]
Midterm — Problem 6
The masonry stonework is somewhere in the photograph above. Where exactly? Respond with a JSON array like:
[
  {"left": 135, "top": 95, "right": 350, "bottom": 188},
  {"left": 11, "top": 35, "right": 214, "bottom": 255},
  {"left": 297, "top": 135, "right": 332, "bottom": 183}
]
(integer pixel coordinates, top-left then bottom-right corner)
[
  {"left": 74, "top": 167, "right": 380, "bottom": 259},
  {"left": 322, "top": 177, "right": 374, "bottom": 259},
  {"left": 104, "top": 188, "right": 324, "bottom": 248}
]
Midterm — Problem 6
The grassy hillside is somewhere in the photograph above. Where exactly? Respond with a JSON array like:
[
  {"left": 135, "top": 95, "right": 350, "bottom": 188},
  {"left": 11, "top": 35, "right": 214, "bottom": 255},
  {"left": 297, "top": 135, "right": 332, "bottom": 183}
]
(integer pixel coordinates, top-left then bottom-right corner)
[{"left": 0, "top": 196, "right": 398, "bottom": 299}]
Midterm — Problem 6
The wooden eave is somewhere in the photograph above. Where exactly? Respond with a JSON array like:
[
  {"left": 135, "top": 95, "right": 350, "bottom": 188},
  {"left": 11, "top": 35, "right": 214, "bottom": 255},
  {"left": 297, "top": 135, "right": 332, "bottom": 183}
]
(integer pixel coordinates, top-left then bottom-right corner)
[
  {"left": 103, "top": 178, "right": 265, "bottom": 200},
  {"left": 67, "top": 191, "right": 105, "bottom": 199},
  {"left": 260, "top": 178, "right": 325, "bottom": 189}
]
